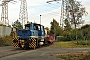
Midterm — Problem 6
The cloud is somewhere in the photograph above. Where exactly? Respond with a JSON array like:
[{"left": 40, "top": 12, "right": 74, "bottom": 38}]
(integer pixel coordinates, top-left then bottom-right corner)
[
  {"left": 84, "top": 20, "right": 90, "bottom": 25},
  {"left": 28, "top": 7, "right": 61, "bottom": 27},
  {"left": 27, "top": 0, "right": 48, "bottom": 6},
  {"left": 0, "top": 0, "right": 90, "bottom": 27}
]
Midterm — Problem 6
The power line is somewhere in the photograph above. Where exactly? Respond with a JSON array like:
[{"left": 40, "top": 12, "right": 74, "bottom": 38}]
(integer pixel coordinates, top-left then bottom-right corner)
[
  {"left": 19, "top": 0, "right": 28, "bottom": 28},
  {"left": 28, "top": 4, "right": 61, "bottom": 16},
  {"left": 28, "top": 7, "right": 61, "bottom": 16},
  {"left": 0, "top": 0, "right": 16, "bottom": 25}
]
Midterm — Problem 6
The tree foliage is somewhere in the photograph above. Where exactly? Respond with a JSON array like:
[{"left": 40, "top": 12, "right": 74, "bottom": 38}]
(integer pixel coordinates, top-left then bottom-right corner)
[
  {"left": 56, "top": 22, "right": 90, "bottom": 41},
  {"left": 12, "top": 20, "right": 23, "bottom": 30},
  {"left": 50, "top": 19, "right": 62, "bottom": 36},
  {"left": 81, "top": 24, "right": 90, "bottom": 29},
  {"left": 68, "top": 0, "right": 87, "bottom": 28},
  {"left": 63, "top": 0, "right": 87, "bottom": 41},
  {"left": 64, "top": 19, "right": 72, "bottom": 31}
]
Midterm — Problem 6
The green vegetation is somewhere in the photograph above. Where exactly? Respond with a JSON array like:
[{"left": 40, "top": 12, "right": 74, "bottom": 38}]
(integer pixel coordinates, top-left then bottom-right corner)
[
  {"left": 51, "top": 40, "right": 90, "bottom": 60},
  {"left": 50, "top": 19, "right": 63, "bottom": 36},
  {"left": 49, "top": 0, "right": 87, "bottom": 41},
  {"left": 78, "top": 40, "right": 90, "bottom": 45},
  {"left": 50, "top": 19, "right": 90, "bottom": 43},
  {"left": 12, "top": 19, "right": 23, "bottom": 30},
  {"left": 0, "top": 36, "right": 13, "bottom": 47},
  {"left": 55, "top": 52, "right": 90, "bottom": 60},
  {"left": 51, "top": 41, "right": 90, "bottom": 48}
]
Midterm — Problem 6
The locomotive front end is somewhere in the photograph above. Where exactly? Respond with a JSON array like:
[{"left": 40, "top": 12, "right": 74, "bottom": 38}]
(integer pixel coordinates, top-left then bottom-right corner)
[
  {"left": 12, "top": 23, "right": 38, "bottom": 49},
  {"left": 12, "top": 22, "right": 47, "bottom": 49}
]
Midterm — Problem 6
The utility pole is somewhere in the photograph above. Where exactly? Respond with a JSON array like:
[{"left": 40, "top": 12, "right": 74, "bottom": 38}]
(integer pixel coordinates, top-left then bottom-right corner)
[
  {"left": 47, "top": 0, "right": 71, "bottom": 29},
  {"left": 47, "top": 0, "right": 61, "bottom": 38},
  {"left": 0, "top": 0, "right": 16, "bottom": 26},
  {"left": 19, "top": 0, "right": 28, "bottom": 29},
  {"left": 47, "top": 0, "right": 65, "bottom": 28},
  {"left": 60, "top": 0, "right": 70, "bottom": 29},
  {"left": 40, "top": 15, "right": 41, "bottom": 24}
]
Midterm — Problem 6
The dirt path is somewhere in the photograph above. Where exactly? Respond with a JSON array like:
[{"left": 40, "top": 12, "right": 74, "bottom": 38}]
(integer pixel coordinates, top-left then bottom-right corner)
[{"left": 0, "top": 43, "right": 90, "bottom": 60}]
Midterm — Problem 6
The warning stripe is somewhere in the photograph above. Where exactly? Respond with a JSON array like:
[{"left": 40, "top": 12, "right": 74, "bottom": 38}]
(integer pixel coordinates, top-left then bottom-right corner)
[
  {"left": 12, "top": 42, "right": 19, "bottom": 47},
  {"left": 29, "top": 38, "right": 36, "bottom": 49},
  {"left": 12, "top": 38, "right": 19, "bottom": 47}
]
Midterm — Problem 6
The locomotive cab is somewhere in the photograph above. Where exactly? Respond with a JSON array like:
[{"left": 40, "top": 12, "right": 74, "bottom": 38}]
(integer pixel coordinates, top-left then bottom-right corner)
[{"left": 18, "top": 23, "right": 45, "bottom": 39}]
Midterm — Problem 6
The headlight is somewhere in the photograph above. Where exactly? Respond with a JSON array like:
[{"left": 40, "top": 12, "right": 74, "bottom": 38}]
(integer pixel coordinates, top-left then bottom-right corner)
[
  {"left": 18, "top": 36, "right": 20, "bottom": 38},
  {"left": 41, "top": 39, "right": 44, "bottom": 41}
]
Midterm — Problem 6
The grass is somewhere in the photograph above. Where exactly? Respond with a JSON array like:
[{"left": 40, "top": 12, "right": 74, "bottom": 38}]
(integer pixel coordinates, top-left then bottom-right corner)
[
  {"left": 77, "top": 40, "right": 90, "bottom": 45},
  {"left": 51, "top": 41, "right": 90, "bottom": 60},
  {"left": 55, "top": 52, "right": 90, "bottom": 60},
  {"left": 51, "top": 40, "right": 90, "bottom": 48}
]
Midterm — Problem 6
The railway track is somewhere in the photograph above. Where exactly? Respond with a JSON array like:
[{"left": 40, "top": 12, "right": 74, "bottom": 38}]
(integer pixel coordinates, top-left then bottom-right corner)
[
  {"left": 0, "top": 44, "right": 52, "bottom": 58},
  {"left": 0, "top": 45, "right": 90, "bottom": 60},
  {"left": 0, "top": 47, "right": 27, "bottom": 58}
]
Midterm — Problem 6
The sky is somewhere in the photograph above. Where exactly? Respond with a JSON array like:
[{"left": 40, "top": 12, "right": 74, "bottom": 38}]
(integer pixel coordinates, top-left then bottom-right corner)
[{"left": 0, "top": 0, "right": 90, "bottom": 28}]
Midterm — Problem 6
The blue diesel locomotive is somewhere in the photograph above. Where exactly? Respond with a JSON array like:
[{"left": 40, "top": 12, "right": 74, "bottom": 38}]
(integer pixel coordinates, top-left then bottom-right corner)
[{"left": 12, "top": 22, "right": 49, "bottom": 49}]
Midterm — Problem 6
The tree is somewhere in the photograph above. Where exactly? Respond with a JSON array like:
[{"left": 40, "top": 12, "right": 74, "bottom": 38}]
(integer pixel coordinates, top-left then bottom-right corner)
[
  {"left": 81, "top": 24, "right": 90, "bottom": 29},
  {"left": 67, "top": 0, "right": 87, "bottom": 41},
  {"left": 64, "top": 19, "right": 72, "bottom": 31},
  {"left": 50, "top": 19, "right": 62, "bottom": 37},
  {"left": 12, "top": 20, "right": 23, "bottom": 30},
  {"left": 68, "top": 0, "right": 87, "bottom": 28}
]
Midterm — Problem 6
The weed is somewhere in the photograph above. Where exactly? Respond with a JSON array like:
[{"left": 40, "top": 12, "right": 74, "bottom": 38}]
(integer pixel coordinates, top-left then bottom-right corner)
[
  {"left": 0, "top": 36, "right": 13, "bottom": 47},
  {"left": 55, "top": 52, "right": 90, "bottom": 60}
]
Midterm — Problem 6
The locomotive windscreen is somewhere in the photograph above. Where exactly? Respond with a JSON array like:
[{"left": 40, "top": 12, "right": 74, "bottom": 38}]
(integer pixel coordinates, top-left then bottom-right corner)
[{"left": 25, "top": 24, "right": 30, "bottom": 30}]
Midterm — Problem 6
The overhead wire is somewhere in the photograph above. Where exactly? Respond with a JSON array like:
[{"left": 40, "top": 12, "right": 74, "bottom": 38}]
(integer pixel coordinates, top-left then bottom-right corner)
[
  {"left": 28, "top": 8, "right": 61, "bottom": 17},
  {"left": 27, "top": 1, "right": 61, "bottom": 24},
  {"left": 12, "top": 0, "right": 62, "bottom": 22},
  {"left": 27, "top": 1, "right": 62, "bottom": 21},
  {"left": 28, "top": 0, "right": 61, "bottom": 10},
  {"left": 28, "top": 3, "right": 61, "bottom": 16}
]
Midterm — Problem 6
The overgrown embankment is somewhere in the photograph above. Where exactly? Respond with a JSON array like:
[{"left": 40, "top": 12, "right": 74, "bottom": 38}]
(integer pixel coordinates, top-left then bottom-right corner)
[
  {"left": 0, "top": 36, "right": 13, "bottom": 46},
  {"left": 51, "top": 41, "right": 90, "bottom": 48},
  {"left": 55, "top": 52, "right": 90, "bottom": 60},
  {"left": 52, "top": 41, "right": 90, "bottom": 60}
]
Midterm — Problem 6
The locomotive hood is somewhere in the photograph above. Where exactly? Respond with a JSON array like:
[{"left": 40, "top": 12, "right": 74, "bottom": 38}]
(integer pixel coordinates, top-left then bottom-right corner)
[{"left": 18, "top": 29, "right": 31, "bottom": 39}]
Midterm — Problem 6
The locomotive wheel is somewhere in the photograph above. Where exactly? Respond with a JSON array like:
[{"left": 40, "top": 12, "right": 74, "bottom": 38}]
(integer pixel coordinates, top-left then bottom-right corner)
[
  {"left": 19, "top": 44, "right": 22, "bottom": 48},
  {"left": 44, "top": 38, "right": 48, "bottom": 45}
]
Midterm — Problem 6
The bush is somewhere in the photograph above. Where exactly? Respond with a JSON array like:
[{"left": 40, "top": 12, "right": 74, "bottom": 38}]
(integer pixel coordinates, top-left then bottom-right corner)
[
  {"left": 77, "top": 31, "right": 84, "bottom": 40},
  {"left": 0, "top": 36, "right": 13, "bottom": 46},
  {"left": 3, "top": 42, "right": 11, "bottom": 46},
  {"left": 0, "top": 38, "right": 4, "bottom": 46},
  {"left": 56, "top": 36, "right": 72, "bottom": 42},
  {"left": 78, "top": 40, "right": 90, "bottom": 45},
  {"left": 56, "top": 36, "right": 64, "bottom": 41},
  {"left": 65, "top": 35, "right": 72, "bottom": 41}
]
